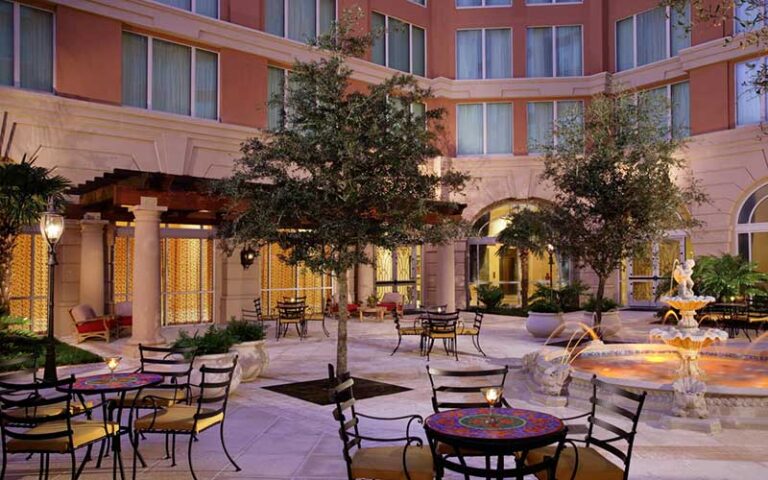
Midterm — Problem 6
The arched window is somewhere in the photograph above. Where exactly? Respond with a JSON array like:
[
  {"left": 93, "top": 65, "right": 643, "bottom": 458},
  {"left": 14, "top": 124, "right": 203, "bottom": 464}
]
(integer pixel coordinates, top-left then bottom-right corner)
[{"left": 736, "top": 183, "right": 768, "bottom": 273}]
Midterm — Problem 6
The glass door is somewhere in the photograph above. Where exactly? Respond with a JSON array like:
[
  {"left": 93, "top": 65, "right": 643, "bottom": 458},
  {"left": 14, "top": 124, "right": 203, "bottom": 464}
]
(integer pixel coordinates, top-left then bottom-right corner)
[
  {"left": 467, "top": 238, "right": 520, "bottom": 307},
  {"left": 628, "top": 236, "right": 686, "bottom": 308},
  {"left": 375, "top": 246, "right": 421, "bottom": 308}
]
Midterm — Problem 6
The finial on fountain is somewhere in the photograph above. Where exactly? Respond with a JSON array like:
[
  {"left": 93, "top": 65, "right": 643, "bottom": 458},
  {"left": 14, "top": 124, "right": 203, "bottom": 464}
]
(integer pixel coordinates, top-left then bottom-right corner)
[{"left": 673, "top": 259, "right": 696, "bottom": 299}]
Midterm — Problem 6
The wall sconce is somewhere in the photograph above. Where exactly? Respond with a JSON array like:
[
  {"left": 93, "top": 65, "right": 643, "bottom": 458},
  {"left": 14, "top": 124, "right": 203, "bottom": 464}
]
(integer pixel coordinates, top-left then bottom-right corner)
[{"left": 240, "top": 246, "right": 257, "bottom": 269}]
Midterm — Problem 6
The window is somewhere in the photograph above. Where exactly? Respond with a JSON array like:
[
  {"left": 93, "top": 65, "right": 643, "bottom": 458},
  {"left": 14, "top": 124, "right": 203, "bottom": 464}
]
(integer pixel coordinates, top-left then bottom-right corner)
[
  {"left": 376, "top": 246, "right": 422, "bottom": 308},
  {"left": 642, "top": 82, "right": 690, "bottom": 138},
  {"left": 268, "top": 66, "right": 286, "bottom": 130},
  {"left": 8, "top": 233, "right": 48, "bottom": 332},
  {"left": 371, "top": 13, "right": 426, "bottom": 76},
  {"left": 737, "top": 183, "right": 768, "bottom": 273},
  {"left": 260, "top": 243, "right": 333, "bottom": 315},
  {"left": 154, "top": 0, "right": 218, "bottom": 18},
  {"left": 527, "top": 100, "right": 582, "bottom": 153},
  {"left": 527, "top": 0, "right": 581, "bottom": 4},
  {"left": 457, "top": 103, "right": 513, "bottom": 155},
  {"left": 0, "top": 1, "right": 53, "bottom": 92},
  {"left": 457, "top": 0, "right": 511, "bottom": 6},
  {"left": 122, "top": 32, "right": 218, "bottom": 120},
  {"left": 265, "top": 0, "right": 335, "bottom": 43},
  {"left": 736, "top": 59, "right": 767, "bottom": 126},
  {"left": 409, "top": 0, "right": 426, "bottom": 5},
  {"left": 616, "top": 3, "right": 690, "bottom": 72},
  {"left": 526, "top": 25, "right": 582, "bottom": 77},
  {"left": 113, "top": 226, "right": 215, "bottom": 325},
  {"left": 735, "top": 0, "right": 765, "bottom": 34},
  {"left": 456, "top": 28, "right": 511, "bottom": 79}
]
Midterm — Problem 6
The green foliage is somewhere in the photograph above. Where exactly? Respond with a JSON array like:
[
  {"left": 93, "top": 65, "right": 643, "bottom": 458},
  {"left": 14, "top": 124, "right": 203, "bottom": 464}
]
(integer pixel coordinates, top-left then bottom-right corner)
[
  {"left": 583, "top": 296, "right": 619, "bottom": 312},
  {"left": 226, "top": 318, "right": 265, "bottom": 343},
  {"left": 366, "top": 294, "right": 379, "bottom": 308},
  {"left": 0, "top": 314, "right": 30, "bottom": 331},
  {"left": 530, "top": 281, "right": 589, "bottom": 313},
  {"left": 693, "top": 254, "right": 768, "bottom": 301},
  {"left": 172, "top": 325, "right": 235, "bottom": 357},
  {"left": 465, "top": 305, "right": 528, "bottom": 317},
  {"left": 476, "top": 284, "right": 505, "bottom": 309},
  {"left": 0, "top": 333, "right": 101, "bottom": 372},
  {"left": 528, "top": 300, "right": 562, "bottom": 314},
  {"left": 496, "top": 208, "right": 550, "bottom": 257}
]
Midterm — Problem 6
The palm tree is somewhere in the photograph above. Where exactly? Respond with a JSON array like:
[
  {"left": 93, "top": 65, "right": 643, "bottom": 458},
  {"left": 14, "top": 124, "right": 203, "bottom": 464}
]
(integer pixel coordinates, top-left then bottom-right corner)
[
  {"left": 0, "top": 156, "right": 69, "bottom": 317},
  {"left": 496, "top": 208, "right": 549, "bottom": 309},
  {"left": 694, "top": 254, "right": 768, "bottom": 301}
]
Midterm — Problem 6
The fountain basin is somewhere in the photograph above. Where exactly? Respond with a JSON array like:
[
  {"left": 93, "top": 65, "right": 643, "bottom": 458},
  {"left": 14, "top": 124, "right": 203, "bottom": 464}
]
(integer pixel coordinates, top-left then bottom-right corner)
[
  {"left": 524, "top": 343, "right": 768, "bottom": 429},
  {"left": 661, "top": 295, "right": 716, "bottom": 312}
]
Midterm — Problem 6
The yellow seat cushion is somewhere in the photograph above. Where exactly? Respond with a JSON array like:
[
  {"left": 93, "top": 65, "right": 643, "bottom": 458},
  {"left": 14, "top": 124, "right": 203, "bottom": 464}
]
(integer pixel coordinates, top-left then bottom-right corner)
[
  {"left": 112, "top": 388, "right": 187, "bottom": 408},
  {"left": 428, "top": 333, "right": 455, "bottom": 339},
  {"left": 134, "top": 405, "right": 223, "bottom": 433},
  {"left": 350, "top": 445, "right": 433, "bottom": 480},
  {"left": 6, "top": 401, "right": 94, "bottom": 421},
  {"left": 527, "top": 445, "right": 624, "bottom": 480},
  {"left": 6, "top": 420, "right": 118, "bottom": 453},
  {"left": 458, "top": 327, "right": 479, "bottom": 335},
  {"left": 399, "top": 327, "right": 423, "bottom": 335}
]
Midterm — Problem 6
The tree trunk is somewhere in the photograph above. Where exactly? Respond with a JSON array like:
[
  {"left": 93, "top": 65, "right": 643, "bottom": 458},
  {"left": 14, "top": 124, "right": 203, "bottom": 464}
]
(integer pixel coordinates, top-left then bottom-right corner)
[
  {"left": 0, "top": 234, "right": 16, "bottom": 318},
  {"left": 336, "top": 271, "right": 350, "bottom": 378},
  {"left": 520, "top": 249, "right": 530, "bottom": 310},
  {"left": 594, "top": 275, "right": 607, "bottom": 335}
]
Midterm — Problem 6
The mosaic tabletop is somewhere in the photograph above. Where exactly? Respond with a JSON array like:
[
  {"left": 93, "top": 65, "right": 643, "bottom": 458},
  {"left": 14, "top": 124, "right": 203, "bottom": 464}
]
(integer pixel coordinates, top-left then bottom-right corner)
[
  {"left": 72, "top": 372, "right": 163, "bottom": 393},
  {"left": 425, "top": 408, "right": 564, "bottom": 441}
]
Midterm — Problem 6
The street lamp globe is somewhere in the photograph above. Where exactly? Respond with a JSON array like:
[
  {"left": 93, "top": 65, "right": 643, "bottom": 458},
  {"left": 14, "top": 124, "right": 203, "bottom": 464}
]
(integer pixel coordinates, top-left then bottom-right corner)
[{"left": 40, "top": 210, "right": 65, "bottom": 247}]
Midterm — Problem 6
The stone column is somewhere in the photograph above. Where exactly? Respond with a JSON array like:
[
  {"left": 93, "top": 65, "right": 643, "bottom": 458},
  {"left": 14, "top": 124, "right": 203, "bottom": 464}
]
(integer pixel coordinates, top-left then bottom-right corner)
[
  {"left": 436, "top": 241, "right": 456, "bottom": 312},
  {"left": 79, "top": 214, "right": 108, "bottom": 315},
  {"left": 128, "top": 197, "right": 167, "bottom": 347},
  {"left": 356, "top": 245, "right": 375, "bottom": 303}
]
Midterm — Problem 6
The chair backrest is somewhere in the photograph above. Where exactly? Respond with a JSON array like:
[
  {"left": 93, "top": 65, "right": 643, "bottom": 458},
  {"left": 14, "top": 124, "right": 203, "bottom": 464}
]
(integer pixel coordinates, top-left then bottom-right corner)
[
  {"left": 426, "top": 311, "right": 459, "bottom": 336},
  {"left": 277, "top": 302, "right": 306, "bottom": 320},
  {"left": 425, "top": 424, "right": 566, "bottom": 480},
  {"left": 0, "top": 375, "right": 75, "bottom": 435},
  {"left": 138, "top": 344, "right": 196, "bottom": 388},
  {"left": 380, "top": 292, "right": 403, "bottom": 305},
  {"left": 585, "top": 375, "right": 647, "bottom": 479},
  {"left": 392, "top": 311, "right": 403, "bottom": 331},
  {"left": 282, "top": 296, "right": 306, "bottom": 304},
  {"left": 115, "top": 301, "right": 132, "bottom": 317},
  {"left": 193, "top": 357, "right": 238, "bottom": 426},
  {"left": 427, "top": 365, "right": 509, "bottom": 412},
  {"left": 331, "top": 377, "right": 362, "bottom": 477},
  {"left": 471, "top": 311, "right": 484, "bottom": 330},
  {"left": 69, "top": 304, "right": 97, "bottom": 323}
]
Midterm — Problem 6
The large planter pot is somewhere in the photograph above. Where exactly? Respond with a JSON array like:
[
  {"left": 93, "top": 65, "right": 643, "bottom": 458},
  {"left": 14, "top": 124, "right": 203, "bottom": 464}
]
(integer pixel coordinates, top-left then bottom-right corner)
[
  {"left": 526, "top": 312, "right": 565, "bottom": 338},
  {"left": 191, "top": 351, "right": 242, "bottom": 397},
  {"left": 230, "top": 340, "right": 269, "bottom": 382},
  {"left": 582, "top": 310, "right": 622, "bottom": 337}
]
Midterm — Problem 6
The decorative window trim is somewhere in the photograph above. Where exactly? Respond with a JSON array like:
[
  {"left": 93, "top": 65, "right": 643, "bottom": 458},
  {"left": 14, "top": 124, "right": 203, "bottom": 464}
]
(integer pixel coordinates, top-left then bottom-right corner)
[{"left": 455, "top": 27, "right": 513, "bottom": 80}]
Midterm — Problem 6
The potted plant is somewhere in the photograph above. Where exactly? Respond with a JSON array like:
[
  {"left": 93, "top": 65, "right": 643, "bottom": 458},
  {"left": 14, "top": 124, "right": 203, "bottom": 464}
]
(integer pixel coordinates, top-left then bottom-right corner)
[
  {"left": 366, "top": 294, "right": 379, "bottom": 309},
  {"left": 226, "top": 317, "right": 268, "bottom": 382},
  {"left": 582, "top": 296, "right": 622, "bottom": 337},
  {"left": 476, "top": 284, "right": 504, "bottom": 310},
  {"left": 172, "top": 325, "right": 242, "bottom": 395},
  {"left": 526, "top": 300, "right": 565, "bottom": 338}
]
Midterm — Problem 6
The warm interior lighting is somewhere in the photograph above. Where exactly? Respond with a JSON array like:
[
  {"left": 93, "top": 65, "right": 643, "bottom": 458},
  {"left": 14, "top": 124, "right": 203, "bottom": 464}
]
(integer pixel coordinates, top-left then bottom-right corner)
[
  {"left": 240, "top": 246, "right": 257, "bottom": 269},
  {"left": 39, "top": 210, "right": 65, "bottom": 247},
  {"left": 482, "top": 386, "right": 502, "bottom": 406}
]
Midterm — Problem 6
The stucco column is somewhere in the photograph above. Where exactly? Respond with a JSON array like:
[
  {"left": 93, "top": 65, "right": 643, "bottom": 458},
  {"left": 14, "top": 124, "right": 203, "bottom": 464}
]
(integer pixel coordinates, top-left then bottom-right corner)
[
  {"left": 128, "top": 197, "right": 167, "bottom": 347},
  {"left": 79, "top": 214, "right": 108, "bottom": 315},
  {"left": 357, "top": 245, "right": 375, "bottom": 303},
  {"left": 436, "top": 241, "right": 456, "bottom": 312}
]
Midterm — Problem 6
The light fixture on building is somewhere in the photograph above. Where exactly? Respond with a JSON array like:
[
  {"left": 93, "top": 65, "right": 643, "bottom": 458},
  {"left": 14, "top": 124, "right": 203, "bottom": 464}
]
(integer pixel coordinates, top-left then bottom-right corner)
[
  {"left": 40, "top": 199, "right": 65, "bottom": 382},
  {"left": 240, "top": 246, "right": 257, "bottom": 270}
]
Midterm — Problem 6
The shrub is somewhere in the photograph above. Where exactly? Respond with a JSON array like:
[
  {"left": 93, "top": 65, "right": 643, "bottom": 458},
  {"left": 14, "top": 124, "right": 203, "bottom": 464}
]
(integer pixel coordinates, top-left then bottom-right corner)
[
  {"left": 530, "top": 281, "right": 589, "bottom": 312},
  {"left": 583, "top": 296, "right": 619, "bottom": 312},
  {"left": 476, "top": 284, "right": 505, "bottom": 309},
  {"left": 172, "top": 325, "right": 235, "bottom": 357},
  {"left": 528, "top": 300, "right": 562, "bottom": 314},
  {"left": 226, "top": 318, "right": 265, "bottom": 343}
]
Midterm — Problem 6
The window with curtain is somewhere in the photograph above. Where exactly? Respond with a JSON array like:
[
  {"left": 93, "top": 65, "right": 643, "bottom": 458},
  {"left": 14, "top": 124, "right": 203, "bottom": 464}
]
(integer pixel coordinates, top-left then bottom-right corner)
[
  {"left": 527, "top": 25, "right": 582, "bottom": 77},
  {"left": 616, "top": 3, "right": 690, "bottom": 72},
  {"left": 9, "top": 233, "right": 48, "bottom": 332},
  {"left": 370, "top": 13, "right": 426, "bottom": 76},
  {"left": 265, "top": 0, "right": 336, "bottom": 42},
  {"left": 736, "top": 59, "right": 764, "bottom": 126},
  {"left": 268, "top": 66, "right": 286, "bottom": 130},
  {"left": 735, "top": 1, "right": 764, "bottom": 34},
  {"left": 154, "top": 0, "right": 218, "bottom": 18},
  {"left": 527, "top": 0, "right": 580, "bottom": 4},
  {"left": 409, "top": 0, "right": 426, "bottom": 5},
  {"left": 527, "top": 101, "right": 565, "bottom": 153},
  {"left": 456, "top": 29, "right": 511, "bottom": 79},
  {"left": 0, "top": 2, "right": 53, "bottom": 92},
  {"left": 671, "top": 81, "right": 689, "bottom": 138},
  {"left": 121, "top": 32, "right": 218, "bottom": 120},
  {"left": 457, "top": 103, "right": 512, "bottom": 155},
  {"left": 457, "top": 0, "right": 511, "bottom": 6}
]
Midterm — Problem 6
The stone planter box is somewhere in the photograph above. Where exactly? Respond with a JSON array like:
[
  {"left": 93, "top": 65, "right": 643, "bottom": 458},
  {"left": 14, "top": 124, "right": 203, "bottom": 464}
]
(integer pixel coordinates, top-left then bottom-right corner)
[
  {"left": 582, "top": 310, "right": 622, "bottom": 337},
  {"left": 230, "top": 340, "right": 269, "bottom": 382},
  {"left": 191, "top": 351, "right": 242, "bottom": 397},
  {"left": 526, "top": 312, "right": 565, "bottom": 338}
]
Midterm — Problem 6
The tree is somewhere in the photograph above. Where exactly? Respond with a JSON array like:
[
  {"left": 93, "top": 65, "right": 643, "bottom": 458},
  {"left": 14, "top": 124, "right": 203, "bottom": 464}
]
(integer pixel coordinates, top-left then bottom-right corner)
[
  {"left": 533, "top": 89, "right": 707, "bottom": 332},
  {"left": 216, "top": 12, "right": 468, "bottom": 376},
  {"left": 0, "top": 156, "right": 69, "bottom": 317},
  {"left": 496, "top": 207, "right": 549, "bottom": 309}
]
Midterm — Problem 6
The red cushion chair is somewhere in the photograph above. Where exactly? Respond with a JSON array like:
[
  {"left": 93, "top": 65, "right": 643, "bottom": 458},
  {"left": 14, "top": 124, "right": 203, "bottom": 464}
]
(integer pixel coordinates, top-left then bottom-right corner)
[{"left": 69, "top": 304, "right": 117, "bottom": 343}]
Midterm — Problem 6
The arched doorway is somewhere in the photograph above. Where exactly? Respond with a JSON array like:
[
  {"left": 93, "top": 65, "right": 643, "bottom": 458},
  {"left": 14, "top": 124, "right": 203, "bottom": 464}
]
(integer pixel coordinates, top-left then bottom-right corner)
[
  {"left": 736, "top": 183, "right": 768, "bottom": 273},
  {"left": 466, "top": 200, "right": 568, "bottom": 307}
]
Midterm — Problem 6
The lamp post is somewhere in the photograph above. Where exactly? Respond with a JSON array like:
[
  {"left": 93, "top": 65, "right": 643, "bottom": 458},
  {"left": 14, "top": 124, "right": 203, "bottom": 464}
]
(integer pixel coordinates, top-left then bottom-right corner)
[
  {"left": 546, "top": 243, "right": 555, "bottom": 303},
  {"left": 40, "top": 202, "right": 65, "bottom": 382}
]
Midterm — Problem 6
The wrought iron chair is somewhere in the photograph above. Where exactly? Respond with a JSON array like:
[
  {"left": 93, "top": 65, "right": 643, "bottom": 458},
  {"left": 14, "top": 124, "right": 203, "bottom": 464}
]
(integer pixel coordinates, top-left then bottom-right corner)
[
  {"left": 132, "top": 358, "right": 241, "bottom": 480},
  {"left": 276, "top": 301, "right": 307, "bottom": 340},
  {"left": 457, "top": 311, "right": 486, "bottom": 356},
  {"left": 0, "top": 375, "right": 118, "bottom": 480},
  {"left": 331, "top": 376, "right": 433, "bottom": 480},
  {"left": 423, "top": 311, "right": 460, "bottom": 361},
  {"left": 391, "top": 311, "right": 425, "bottom": 355},
  {"left": 523, "top": 375, "right": 647, "bottom": 480}
]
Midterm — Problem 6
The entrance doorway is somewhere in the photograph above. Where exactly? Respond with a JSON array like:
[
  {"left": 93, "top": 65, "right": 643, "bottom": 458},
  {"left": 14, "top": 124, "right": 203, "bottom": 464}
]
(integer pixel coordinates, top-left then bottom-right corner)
[
  {"left": 627, "top": 236, "right": 687, "bottom": 308},
  {"left": 467, "top": 238, "right": 520, "bottom": 306}
]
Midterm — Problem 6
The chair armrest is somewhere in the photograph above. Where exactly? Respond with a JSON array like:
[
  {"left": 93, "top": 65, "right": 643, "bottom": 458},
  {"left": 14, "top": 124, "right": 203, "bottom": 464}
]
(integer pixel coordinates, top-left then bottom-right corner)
[
  {"left": 356, "top": 413, "right": 424, "bottom": 441},
  {"left": 561, "top": 412, "right": 589, "bottom": 422}
]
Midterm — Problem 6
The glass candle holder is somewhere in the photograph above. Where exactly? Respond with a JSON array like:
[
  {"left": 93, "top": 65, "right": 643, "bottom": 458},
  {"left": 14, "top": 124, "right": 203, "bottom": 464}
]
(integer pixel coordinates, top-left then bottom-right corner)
[
  {"left": 105, "top": 356, "right": 121, "bottom": 379},
  {"left": 481, "top": 387, "right": 503, "bottom": 425}
]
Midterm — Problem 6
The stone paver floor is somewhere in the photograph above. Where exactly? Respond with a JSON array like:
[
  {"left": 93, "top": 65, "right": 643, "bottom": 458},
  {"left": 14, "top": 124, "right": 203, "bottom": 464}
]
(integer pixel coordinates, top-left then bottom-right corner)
[{"left": 4, "top": 311, "right": 768, "bottom": 479}]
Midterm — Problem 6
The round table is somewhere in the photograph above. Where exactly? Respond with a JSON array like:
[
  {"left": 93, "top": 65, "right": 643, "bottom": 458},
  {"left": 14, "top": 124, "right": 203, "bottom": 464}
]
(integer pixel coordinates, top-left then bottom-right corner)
[{"left": 70, "top": 372, "right": 163, "bottom": 480}]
